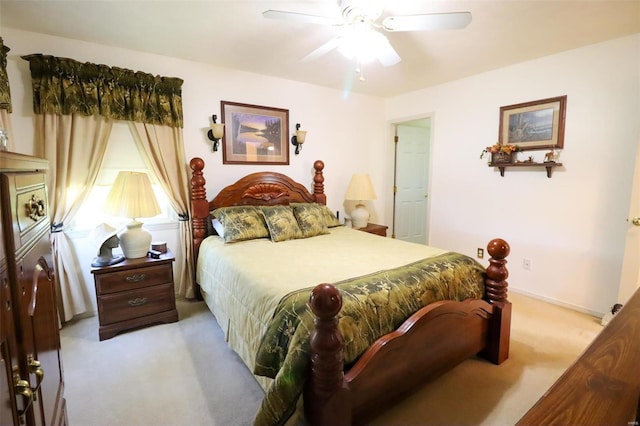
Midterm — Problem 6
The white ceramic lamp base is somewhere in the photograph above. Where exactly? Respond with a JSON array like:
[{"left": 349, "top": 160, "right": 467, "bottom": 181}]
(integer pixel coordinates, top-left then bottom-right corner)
[
  {"left": 118, "top": 220, "right": 152, "bottom": 259},
  {"left": 350, "top": 203, "right": 370, "bottom": 229}
]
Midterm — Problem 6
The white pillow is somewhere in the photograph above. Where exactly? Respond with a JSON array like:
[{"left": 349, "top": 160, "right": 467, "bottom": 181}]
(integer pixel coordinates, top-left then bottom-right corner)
[{"left": 212, "top": 217, "right": 225, "bottom": 238}]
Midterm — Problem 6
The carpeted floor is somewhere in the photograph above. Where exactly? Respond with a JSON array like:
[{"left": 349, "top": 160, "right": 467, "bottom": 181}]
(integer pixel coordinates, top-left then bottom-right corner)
[{"left": 60, "top": 292, "right": 602, "bottom": 425}]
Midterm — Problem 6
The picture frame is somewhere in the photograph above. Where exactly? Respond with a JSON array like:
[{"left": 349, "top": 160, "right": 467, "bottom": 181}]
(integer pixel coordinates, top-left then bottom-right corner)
[
  {"left": 498, "top": 95, "right": 567, "bottom": 151},
  {"left": 221, "top": 101, "right": 289, "bottom": 165}
]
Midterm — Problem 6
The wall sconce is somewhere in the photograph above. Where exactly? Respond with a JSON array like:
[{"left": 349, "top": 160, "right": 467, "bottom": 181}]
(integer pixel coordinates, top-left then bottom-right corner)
[
  {"left": 291, "top": 123, "right": 307, "bottom": 155},
  {"left": 207, "top": 115, "right": 225, "bottom": 152}
]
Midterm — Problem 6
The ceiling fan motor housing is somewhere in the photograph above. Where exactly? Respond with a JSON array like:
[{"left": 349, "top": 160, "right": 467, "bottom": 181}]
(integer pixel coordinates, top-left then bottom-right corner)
[{"left": 341, "top": 0, "right": 383, "bottom": 24}]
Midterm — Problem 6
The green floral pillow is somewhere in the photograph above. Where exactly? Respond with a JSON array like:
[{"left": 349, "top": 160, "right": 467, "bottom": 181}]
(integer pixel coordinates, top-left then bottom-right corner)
[
  {"left": 292, "top": 203, "right": 329, "bottom": 238},
  {"left": 212, "top": 206, "right": 270, "bottom": 243},
  {"left": 291, "top": 203, "right": 341, "bottom": 228},
  {"left": 318, "top": 204, "right": 341, "bottom": 227},
  {"left": 261, "top": 206, "right": 302, "bottom": 242}
]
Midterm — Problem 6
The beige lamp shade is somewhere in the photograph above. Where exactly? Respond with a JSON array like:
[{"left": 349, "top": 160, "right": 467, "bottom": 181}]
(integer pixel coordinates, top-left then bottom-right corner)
[
  {"left": 210, "top": 122, "right": 225, "bottom": 139},
  {"left": 345, "top": 173, "right": 376, "bottom": 229},
  {"left": 104, "top": 171, "right": 161, "bottom": 259},
  {"left": 295, "top": 130, "right": 307, "bottom": 144}
]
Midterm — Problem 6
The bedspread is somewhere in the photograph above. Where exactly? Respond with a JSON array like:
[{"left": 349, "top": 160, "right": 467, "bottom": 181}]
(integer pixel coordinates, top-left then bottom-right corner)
[{"left": 253, "top": 252, "right": 486, "bottom": 426}]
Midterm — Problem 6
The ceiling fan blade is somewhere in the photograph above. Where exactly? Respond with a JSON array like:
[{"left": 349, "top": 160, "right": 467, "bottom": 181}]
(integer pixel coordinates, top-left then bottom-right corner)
[
  {"left": 263, "top": 10, "right": 336, "bottom": 26},
  {"left": 376, "top": 39, "right": 401, "bottom": 67},
  {"left": 301, "top": 37, "right": 342, "bottom": 63},
  {"left": 382, "top": 12, "right": 472, "bottom": 32}
]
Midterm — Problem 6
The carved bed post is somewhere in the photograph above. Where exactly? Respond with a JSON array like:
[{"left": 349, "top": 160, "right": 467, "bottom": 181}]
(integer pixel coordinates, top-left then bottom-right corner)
[
  {"left": 482, "top": 238, "right": 511, "bottom": 364},
  {"left": 189, "top": 157, "right": 209, "bottom": 296},
  {"left": 306, "top": 283, "right": 351, "bottom": 426},
  {"left": 312, "top": 160, "right": 327, "bottom": 205}
]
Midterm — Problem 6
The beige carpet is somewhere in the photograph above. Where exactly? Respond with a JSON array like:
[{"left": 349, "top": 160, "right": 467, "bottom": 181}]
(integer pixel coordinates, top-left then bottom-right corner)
[{"left": 60, "top": 292, "right": 602, "bottom": 425}]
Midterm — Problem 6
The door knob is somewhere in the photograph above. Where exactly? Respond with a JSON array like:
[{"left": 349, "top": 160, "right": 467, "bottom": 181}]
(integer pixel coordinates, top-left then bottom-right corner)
[{"left": 632, "top": 217, "right": 640, "bottom": 226}]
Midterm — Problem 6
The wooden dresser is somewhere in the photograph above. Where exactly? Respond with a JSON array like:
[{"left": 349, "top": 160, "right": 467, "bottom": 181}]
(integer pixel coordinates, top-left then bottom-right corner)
[
  {"left": 91, "top": 250, "right": 178, "bottom": 340},
  {"left": 0, "top": 152, "right": 67, "bottom": 425}
]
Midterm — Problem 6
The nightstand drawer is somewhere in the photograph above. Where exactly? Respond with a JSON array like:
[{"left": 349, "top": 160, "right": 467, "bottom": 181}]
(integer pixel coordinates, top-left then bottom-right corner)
[
  {"left": 95, "top": 263, "right": 173, "bottom": 294},
  {"left": 98, "top": 283, "right": 175, "bottom": 325}
]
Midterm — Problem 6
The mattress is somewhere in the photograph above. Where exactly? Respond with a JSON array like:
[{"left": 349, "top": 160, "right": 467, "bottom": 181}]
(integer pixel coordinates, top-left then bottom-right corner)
[{"left": 196, "top": 226, "right": 447, "bottom": 382}]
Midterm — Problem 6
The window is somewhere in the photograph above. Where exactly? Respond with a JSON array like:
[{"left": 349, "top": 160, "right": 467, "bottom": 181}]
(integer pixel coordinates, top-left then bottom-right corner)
[{"left": 69, "top": 121, "right": 173, "bottom": 232}]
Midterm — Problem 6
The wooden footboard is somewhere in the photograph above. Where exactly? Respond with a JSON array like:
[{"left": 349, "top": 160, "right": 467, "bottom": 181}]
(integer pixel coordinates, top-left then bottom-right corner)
[{"left": 305, "top": 238, "right": 511, "bottom": 425}]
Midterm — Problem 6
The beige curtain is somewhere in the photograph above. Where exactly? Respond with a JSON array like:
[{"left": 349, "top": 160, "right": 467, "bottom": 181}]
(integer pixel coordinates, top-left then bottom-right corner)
[
  {"left": 37, "top": 113, "right": 113, "bottom": 321},
  {"left": 0, "top": 37, "right": 15, "bottom": 150},
  {"left": 0, "top": 110, "right": 15, "bottom": 151},
  {"left": 129, "top": 122, "right": 194, "bottom": 298},
  {"left": 23, "top": 54, "right": 186, "bottom": 320}
]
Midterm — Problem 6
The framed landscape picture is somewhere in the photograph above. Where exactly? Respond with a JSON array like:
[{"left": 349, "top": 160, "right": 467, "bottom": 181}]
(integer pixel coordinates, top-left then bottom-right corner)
[
  {"left": 221, "top": 101, "right": 289, "bottom": 165},
  {"left": 499, "top": 95, "right": 567, "bottom": 150}
]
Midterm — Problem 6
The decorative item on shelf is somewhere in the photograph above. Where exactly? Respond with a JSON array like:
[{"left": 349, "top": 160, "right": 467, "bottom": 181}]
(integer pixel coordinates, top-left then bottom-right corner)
[
  {"left": 291, "top": 123, "right": 307, "bottom": 155},
  {"left": 207, "top": 114, "right": 225, "bottom": 152},
  {"left": 103, "top": 171, "right": 161, "bottom": 259},
  {"left": 544, "top": 149, "right": 556, "bottom": 163},
  {"left": 345, "top": 173, "right": 376, "bottom": 229},
  {"left": 90, "top": 223, "right": 125, "bottom": 267},
  {"left": 481, "top": 142, "right": 519, "bottom": 164}
]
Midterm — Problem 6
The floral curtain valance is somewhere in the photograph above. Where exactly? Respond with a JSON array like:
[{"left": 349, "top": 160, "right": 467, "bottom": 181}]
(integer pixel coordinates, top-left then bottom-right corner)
[
  {"left": 22, "top": 54, "right": 183, "bottom": 127},
  {"left": 0, "top": 38, "right": 12, "bottom": 113}
]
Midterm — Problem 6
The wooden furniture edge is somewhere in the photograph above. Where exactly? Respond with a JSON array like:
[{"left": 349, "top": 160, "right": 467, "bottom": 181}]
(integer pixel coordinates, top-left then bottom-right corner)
[{"left": 516, "top": 286, "right": 640, "bottom": 426}]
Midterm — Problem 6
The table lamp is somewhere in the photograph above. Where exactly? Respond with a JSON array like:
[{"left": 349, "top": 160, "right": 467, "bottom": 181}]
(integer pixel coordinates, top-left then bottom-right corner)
[
  {"left": 345, "top": 173, "right": 376, "bottom": 229},
  {"left": 103, "top": 171, "right": 161, "bottom": 259}
]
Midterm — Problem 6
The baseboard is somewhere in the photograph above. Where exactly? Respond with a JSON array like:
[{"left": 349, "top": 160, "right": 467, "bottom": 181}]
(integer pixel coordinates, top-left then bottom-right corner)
[{"left": 509, "top": 287, "right": 604, "bottom": 319}]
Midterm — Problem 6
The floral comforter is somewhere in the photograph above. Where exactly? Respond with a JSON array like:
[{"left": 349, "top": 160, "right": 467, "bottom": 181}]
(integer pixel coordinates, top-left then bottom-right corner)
[{"left": 252, "top": 251, "right": 486, "bottom": 425}]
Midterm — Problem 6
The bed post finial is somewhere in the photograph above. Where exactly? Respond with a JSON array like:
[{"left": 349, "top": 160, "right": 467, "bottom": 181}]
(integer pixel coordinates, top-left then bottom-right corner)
[
  {"left": 306, "top": 283, "right": 351, "bottom": 426},
  {"left": 313, "top": 160, "right": 327, "bottom": 205},
  {"left": 485, "top": 238, "right": 510, "bottom": 304}
]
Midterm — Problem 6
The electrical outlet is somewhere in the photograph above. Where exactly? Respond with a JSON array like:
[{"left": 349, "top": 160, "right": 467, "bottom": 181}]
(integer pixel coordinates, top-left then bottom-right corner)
[
  {"left": 523, "top": 258, "right": 532, "bottom": 271},
  {"left": 477, "top": 248, "right": 484, "bottom": 259}
]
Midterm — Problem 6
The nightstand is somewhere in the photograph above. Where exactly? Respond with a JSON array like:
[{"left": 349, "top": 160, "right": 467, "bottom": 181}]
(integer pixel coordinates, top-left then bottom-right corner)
[
  {"left": 357, "top": 223, "right": 388, "bottom": 237},
  {"left": 91, "top": 250, "right": 178, "bottom": 340}
]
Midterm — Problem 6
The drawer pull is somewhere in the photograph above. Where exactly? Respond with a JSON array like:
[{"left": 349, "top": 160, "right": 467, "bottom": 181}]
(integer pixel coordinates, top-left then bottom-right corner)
[
  {"left": 125, "top": 274, "right": 147, "bottom": 283},
  {"left": 128, "top": 297, "right": 148, "bottom": 307}
]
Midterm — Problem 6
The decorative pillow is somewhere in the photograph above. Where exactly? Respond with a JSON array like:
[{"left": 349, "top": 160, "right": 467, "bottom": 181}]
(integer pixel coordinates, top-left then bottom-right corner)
[
  {"left": 318, "top": 204, "right": 341, "bottom": 227},
  {"left": 212, "top": 206, "right": 269, "bottom": 243},
  {"left": 291, "top": 203, "right": 341, "bottom": 228},
  {"left": 260, "top": 206, "right": 302, "bottom": 242},
  {"left": 292, "top": 203, "right": 329, "bottom": 238}
]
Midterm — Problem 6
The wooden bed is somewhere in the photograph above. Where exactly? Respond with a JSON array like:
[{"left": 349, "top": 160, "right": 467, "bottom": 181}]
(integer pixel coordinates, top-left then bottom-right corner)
[{"left": 189, "top": 157, "right": 511, "bottom": 426}]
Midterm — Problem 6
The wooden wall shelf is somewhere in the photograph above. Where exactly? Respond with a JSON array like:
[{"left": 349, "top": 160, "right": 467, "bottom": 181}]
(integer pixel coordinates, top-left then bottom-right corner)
[{"left": 488, "top": 162, "right": 563, "bottom": 178}]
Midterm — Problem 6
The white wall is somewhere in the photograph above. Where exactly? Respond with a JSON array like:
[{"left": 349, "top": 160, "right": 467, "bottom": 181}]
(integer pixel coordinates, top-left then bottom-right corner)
[
  {"left": 387, "top": 34, "right": 640, "bottom": 316},
  {"left": 3, "top": 28, "right": 387, "bottom": 314}
]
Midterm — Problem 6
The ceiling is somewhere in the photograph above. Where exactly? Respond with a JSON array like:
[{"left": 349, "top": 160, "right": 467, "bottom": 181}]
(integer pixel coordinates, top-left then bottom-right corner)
[{"left": 1, "top": 0, "right": 639, "bottom": 98}]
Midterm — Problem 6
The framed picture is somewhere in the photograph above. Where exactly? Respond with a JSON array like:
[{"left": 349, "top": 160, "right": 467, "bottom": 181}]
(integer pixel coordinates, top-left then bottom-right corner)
[
  {"left": 499, "top": 95, "right": 567, "bottom": 151},
  {"left": 221, "top": 101, "right": 289, "bottom": 165}
]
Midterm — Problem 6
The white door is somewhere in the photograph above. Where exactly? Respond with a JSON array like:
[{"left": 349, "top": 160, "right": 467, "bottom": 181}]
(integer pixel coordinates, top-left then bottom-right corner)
[
  {"left": 618, "top": 136, "right": 640, "bottom": 304},
  {"left": 394, "top": 120, "right": 430, "bottom": 244}
]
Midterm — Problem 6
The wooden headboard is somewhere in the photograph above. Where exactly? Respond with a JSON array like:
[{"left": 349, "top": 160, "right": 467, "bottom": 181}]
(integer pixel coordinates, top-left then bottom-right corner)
[{"left": 189, "top": 157, "right": 327, "bottom": 273}]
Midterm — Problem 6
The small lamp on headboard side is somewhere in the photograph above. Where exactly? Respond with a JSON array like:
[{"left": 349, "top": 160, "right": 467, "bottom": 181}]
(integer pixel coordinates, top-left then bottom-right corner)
[
  {"left": 207, "top": 114, "right": 225, "bottom": 152},
  {"left": 345, "top": 173, "right": 376, "bottom": 229},
  {"left": 103, "top": 171, "right": 161, "bottom": 259},
  {"left": 291, "top": 123, "right": 307, "bottom": 155}
]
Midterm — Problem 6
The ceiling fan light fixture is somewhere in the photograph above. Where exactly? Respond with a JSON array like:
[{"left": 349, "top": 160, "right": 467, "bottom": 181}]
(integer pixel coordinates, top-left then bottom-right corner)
[{"left": 338, "top": 26, "right": 390, "bottom": 64}]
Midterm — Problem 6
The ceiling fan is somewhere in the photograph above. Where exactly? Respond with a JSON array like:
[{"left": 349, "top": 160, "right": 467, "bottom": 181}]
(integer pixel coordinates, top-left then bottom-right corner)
[{"left": 263, "top": 0, "right": 471, "bottom": 69}]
